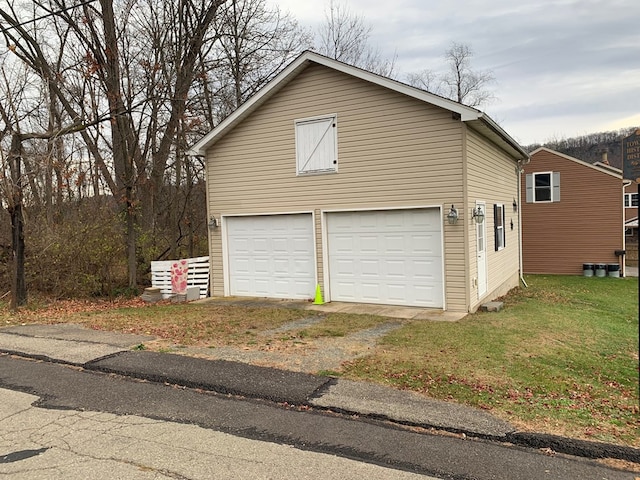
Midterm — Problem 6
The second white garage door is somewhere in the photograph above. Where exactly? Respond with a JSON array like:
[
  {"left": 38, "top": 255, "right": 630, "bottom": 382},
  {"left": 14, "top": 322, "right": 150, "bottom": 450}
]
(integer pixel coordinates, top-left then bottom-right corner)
[
  {"left": 226, "top": 214, "right": 316, "bottom": 299},
  {"left": 327, "top": 209, "right": 443, "bottom": 307}
]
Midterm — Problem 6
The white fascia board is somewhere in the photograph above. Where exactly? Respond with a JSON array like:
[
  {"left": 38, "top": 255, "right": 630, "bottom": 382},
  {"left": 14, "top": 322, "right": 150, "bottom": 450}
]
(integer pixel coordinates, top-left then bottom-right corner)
[
  {"left": 475, "top": 113, "right": 529, "bottom": 161},
  {"left": 307, "top": 53, "right": 481, "bottom": 120},
  {"left": 188, "top": 51, "right": 526, "bottom": 159},
  {"left": 188, "top": 54, "right": 312, "bottom": 156}
]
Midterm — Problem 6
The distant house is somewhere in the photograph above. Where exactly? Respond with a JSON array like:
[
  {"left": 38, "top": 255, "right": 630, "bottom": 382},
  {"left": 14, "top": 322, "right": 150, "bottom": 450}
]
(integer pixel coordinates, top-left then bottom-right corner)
[
  {"left": 623, "top": 179, "right": 638, "bottom": 265},
  {"left": 190, "top": 51, "right": 529, "bottom": 312},
  {"left": 520, "top": 147, "right": 625, "bottom": 275}
]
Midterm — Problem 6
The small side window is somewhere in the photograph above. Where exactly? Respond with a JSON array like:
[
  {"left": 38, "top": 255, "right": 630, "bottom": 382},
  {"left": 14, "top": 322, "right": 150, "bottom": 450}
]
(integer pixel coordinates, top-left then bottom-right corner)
[
  {"left": 625, "top": 193, "right": 638, "bottom": 207},
  {"left": 494, "top": 204, "right": 505, "bottom": 251}
]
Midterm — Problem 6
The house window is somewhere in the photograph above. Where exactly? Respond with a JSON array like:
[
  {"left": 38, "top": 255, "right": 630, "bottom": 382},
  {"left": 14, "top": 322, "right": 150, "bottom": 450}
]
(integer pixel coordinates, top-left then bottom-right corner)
[
  {"left": 525, "top": 172, "right": 560, "bottom": 203},
  {"left": 295, "top": 114, "right": 337, "bottom": 175},
  {"left": 494, "top": 204, "right": 505, "bottom": 251},
  {"left": 624, "top": 193, "right": 638, "bottom": 207}
]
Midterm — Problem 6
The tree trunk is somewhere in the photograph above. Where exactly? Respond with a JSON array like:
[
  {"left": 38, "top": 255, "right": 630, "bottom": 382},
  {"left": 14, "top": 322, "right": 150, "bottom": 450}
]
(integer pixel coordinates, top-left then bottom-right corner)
[
  {"left": 126, "top": 186, "right": 137, "bottom": 290},
  {"left": 100, "top": 0, "right": 138, "bottom": 289},
  {"left": 8, "top": 134, "right": 27, "bottom": 310}
]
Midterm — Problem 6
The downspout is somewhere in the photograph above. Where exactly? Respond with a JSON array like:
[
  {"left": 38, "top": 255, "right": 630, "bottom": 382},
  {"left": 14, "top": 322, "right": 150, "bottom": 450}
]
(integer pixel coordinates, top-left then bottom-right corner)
[
  {"left": 622, "top": 179, "right": 632, "bottom": 277},
  {"left": 517, "top": 160, "right": 528, "bottom": 288}
]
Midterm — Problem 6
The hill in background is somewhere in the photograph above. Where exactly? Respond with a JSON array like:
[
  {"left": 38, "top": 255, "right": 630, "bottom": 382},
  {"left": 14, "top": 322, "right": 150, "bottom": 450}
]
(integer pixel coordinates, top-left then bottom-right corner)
[{"left": 524, "top": 126, "right": 639, "bottom": 170}]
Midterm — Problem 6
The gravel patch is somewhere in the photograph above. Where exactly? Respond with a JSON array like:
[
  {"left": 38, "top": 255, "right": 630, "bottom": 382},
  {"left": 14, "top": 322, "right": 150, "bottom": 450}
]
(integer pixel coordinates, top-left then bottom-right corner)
[
  {"left": 165, "top": 320, "right": 403, "bottom": 373},
  {"left": 259, "top": 315, "right": 327, "bottom": 336}
]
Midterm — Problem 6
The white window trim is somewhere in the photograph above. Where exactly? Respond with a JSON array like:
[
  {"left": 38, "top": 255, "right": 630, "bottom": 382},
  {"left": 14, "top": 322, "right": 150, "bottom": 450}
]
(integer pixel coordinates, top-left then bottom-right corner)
[
  {"left": 532, "top": 171, "right": 553, "bottom": 203},
  {"left": 294, "top": 113, "right": 338, "bottom": 176},
  {"left": 624, "top": 192, "right": 638, "bottom": 208},
  {"left": 494, "top": 204, "right": 505, "bottom": 251}
]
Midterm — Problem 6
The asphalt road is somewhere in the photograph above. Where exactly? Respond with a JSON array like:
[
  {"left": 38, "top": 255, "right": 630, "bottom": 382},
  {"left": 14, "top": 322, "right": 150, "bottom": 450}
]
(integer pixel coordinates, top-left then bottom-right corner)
[{"left": 0, "top": 354, "right": 635, "bottom": 480}]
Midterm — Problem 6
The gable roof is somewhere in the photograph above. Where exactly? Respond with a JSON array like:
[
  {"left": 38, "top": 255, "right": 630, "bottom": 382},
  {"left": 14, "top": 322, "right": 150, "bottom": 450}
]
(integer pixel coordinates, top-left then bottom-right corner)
[
  {"left": 529, "top": 147, "right": 622, "bottom": 179},
  {"left": 189, "top": 50, "right": 528, "bottom": 160}
]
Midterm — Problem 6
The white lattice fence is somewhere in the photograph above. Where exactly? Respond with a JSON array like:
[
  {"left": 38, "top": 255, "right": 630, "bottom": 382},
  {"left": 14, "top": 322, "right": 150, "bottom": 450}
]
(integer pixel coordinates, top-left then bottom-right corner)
[{"left": 151, "top": 256, "right": 210, "bottom": 299}]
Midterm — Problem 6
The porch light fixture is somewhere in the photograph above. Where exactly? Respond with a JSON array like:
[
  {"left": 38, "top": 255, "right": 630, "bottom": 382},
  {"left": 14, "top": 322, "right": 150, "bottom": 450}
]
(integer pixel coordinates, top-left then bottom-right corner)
[
  {"left": 208, "top": 217, "right": 219, "bottom": 229},
  {"left": 472, "top": 206, "right": 485, "bottom": 224},
  {"left": 512, "top": 198, "right": 518, "bottom": 212},
  {"left": 447, "top": 205, "right": 458, "bottom": 225}
]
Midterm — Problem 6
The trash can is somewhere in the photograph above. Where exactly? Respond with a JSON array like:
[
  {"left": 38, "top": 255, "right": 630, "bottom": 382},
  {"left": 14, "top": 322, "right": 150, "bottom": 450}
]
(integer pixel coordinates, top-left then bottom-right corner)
[
  {"left": 582, "top": 263, "right": 594, "bottom": 277},
  {"left": 607, "top": 264, "right": 620, "bottom": 278},
  {"left": 595, "top": 264, "right": 607, "bottom": 277}
]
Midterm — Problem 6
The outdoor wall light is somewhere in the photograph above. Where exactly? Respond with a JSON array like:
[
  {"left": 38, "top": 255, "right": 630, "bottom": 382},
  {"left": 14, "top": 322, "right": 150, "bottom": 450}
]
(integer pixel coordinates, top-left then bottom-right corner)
[
  {"left": 513, "top": 198, "right": 518, "bottom": 212},
  {"left": 472, "top": 206, "right": 485, "bottom": 224},
  {"left": 447, "top": 205, "right": 459, "bottom": 225},
  {"left": 208, "top": 217, "right": 219, "bottom": 229}
]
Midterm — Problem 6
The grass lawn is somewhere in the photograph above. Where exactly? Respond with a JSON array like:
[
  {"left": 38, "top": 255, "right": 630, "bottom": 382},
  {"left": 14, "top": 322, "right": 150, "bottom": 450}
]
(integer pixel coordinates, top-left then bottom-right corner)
[
  {"left": 1, "top": 275, "right": 638, "bottom": 447},
  {"left": 341, "top": 275, "right": 639, "bottom": 446}
]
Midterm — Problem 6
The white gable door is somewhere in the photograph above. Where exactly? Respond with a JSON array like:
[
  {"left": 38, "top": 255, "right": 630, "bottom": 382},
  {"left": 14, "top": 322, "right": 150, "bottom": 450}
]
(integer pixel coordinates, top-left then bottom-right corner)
[
  {"left": 295, "top": 115, "right": 337, "bottom": 174},
  {"left": 226, "top": 214, "right": 316, "bottom": 299},
  {"left": 327, "top": 209, "right": 443, "bottom": 307},
  {"left": 476, "top": 202, "right": 487, "bottom": 299}
]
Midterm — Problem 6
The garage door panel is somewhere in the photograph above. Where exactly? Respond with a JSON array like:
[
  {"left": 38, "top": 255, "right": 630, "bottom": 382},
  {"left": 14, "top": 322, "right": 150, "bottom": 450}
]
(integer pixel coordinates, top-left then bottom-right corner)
[
  {"left": 360, "top": 259, "right": 381, "bottom": 277},
  {"left": 360, "top": 283, "right": 381, "bottom": 301},
  {"left": 386, "top": 284, "right": 408, "bottom": 302},
  {"left": 328, "top": 209, "right": 443, "bottom": 307},
  {"left": 291, "top": 237, "right": 313, "bottom": 253},
  {"left": 385, "top": 259, "right": 407, "bottom": 278},
  {"left": 227, "top": 215, "right": 315, "bottom": 299}
]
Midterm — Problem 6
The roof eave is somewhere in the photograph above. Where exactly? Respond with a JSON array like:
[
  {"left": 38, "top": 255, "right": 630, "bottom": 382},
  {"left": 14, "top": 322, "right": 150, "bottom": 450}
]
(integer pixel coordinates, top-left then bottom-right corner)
[
  {"left": 465, "top": 113, "right": 529, "bottom": 162},
  {"left": 189, "top": 51, "right": 528, "bottom": 162}
]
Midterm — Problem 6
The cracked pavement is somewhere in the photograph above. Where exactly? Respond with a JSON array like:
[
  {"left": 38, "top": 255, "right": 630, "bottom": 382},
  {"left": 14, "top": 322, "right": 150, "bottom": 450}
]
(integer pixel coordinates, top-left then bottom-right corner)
[{"left": 0, "top": 388, "right": 436, "bottom": 480}]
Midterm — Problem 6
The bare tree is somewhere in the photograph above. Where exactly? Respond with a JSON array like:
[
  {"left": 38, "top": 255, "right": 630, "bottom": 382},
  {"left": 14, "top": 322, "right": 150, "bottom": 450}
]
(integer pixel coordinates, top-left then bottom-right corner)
[
  {"left": 211, "top": 0, "right": 311, "bottom": 119},
  {"left": 441, "top": 42, "right": 495, "bottom": 107},
  {"left": 316, "top": 0, "right": 395, "bottom": 77},
  {"left": 215, "top": 0, "right": 312, "bottom": 113},
  {"left": 0, "top": 55, "right": 90, "bottom": 309},
  {"left": 405, "top": 69, "right": 439, "bottom": 93},
  {"left": 3, "top": 0, "right": 229, "bottom": 288},
  {"left": 406, "top": 42, "right": 495, "bottom": 108},
  {"left": 0, "top": 0, "right": 322, "bottom": 300}
]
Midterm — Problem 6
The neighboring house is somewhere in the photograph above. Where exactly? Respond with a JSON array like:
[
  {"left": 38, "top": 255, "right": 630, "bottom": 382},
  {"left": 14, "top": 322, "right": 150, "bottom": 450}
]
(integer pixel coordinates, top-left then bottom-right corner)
[
  {"left": 190, "top": 51, "right": 529, "bottom": 313},
  {"left": 521, "top": 148, "right": 624, "bottom": 275},
  {"left": 623, "top": 179, "right": 638, "bottom": 265}
]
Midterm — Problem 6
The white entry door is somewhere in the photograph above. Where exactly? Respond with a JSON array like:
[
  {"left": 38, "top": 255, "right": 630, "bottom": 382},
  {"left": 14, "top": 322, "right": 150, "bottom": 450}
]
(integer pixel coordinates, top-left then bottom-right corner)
[
  {"left": 225, "top": 214, "right": 316, "bottom": 299},
  {"left": 476, "top": 202, "right": 487, "bottom": 298},
  {"left": 327, "top": 209, "right": 443, "bottom": 307}
]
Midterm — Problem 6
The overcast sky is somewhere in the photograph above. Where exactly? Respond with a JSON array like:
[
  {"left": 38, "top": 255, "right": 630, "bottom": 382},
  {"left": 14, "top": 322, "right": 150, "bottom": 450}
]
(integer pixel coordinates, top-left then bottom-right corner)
[{"left": 271, "top": 0, "right": 639, "bottom": 146}]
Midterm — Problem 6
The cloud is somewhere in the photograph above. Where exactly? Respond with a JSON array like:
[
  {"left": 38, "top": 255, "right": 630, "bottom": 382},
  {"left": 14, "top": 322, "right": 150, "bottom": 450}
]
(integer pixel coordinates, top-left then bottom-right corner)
[{"left": 272, "top": 0, "right": 640, "bottom": 144}]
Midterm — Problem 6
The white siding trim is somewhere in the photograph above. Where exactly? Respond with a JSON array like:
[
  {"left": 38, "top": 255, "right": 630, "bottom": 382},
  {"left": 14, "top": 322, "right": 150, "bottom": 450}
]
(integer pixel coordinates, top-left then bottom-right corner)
[{"left": 189, "top": 51, "right": 527, "bottom": 160}]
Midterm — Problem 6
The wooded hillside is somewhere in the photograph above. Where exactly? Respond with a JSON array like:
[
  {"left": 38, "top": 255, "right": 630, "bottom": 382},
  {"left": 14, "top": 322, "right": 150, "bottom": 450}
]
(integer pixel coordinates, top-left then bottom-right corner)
[{"left": 525, "top": 127, "right": 639, "bottom": 170}]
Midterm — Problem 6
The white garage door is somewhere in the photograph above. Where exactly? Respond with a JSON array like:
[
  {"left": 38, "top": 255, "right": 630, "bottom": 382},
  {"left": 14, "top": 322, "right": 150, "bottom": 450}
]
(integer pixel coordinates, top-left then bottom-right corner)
[
  {"left": 226, "top": 214, "right": 316, "bottom": 299},
  {"left": 327, "top": 209, "right": 443, "bottom": 307}
]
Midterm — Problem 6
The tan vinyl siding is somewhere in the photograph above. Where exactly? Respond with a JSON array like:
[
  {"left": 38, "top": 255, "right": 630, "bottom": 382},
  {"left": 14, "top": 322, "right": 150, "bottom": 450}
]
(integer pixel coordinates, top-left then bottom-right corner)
[
  {"left": 206, "top": 64, "right": 468, "bottom": 308},
  {"left": 204, "top": 63, "right": 533, "bottom": 310},
  {"left": 208, "top": 66, "right": 463, "bottom": 208},
  {"left": 521, "top": 149, "right": 624, "bottom": 275},
  {"left": 465, "top": 127, "right": 521, "bottom": 310}
]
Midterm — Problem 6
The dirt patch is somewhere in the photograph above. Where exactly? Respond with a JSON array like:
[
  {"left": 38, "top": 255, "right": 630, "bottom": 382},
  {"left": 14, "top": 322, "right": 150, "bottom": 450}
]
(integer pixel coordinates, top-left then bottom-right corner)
[{"left": 145, "top": 321, "right": 403, "bottom": 373}]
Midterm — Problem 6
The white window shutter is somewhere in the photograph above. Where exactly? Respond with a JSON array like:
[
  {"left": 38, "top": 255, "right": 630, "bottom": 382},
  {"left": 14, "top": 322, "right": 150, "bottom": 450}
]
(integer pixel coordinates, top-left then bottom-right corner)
[
  {"left": 296, "top": 115, "right": 337, "bottom": 174},
  {"left": 525, "top": 174, "right": 533, "bottom": 202},
  {"left": 553, "top": 172, "right": 560, "bottom": 202}
]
